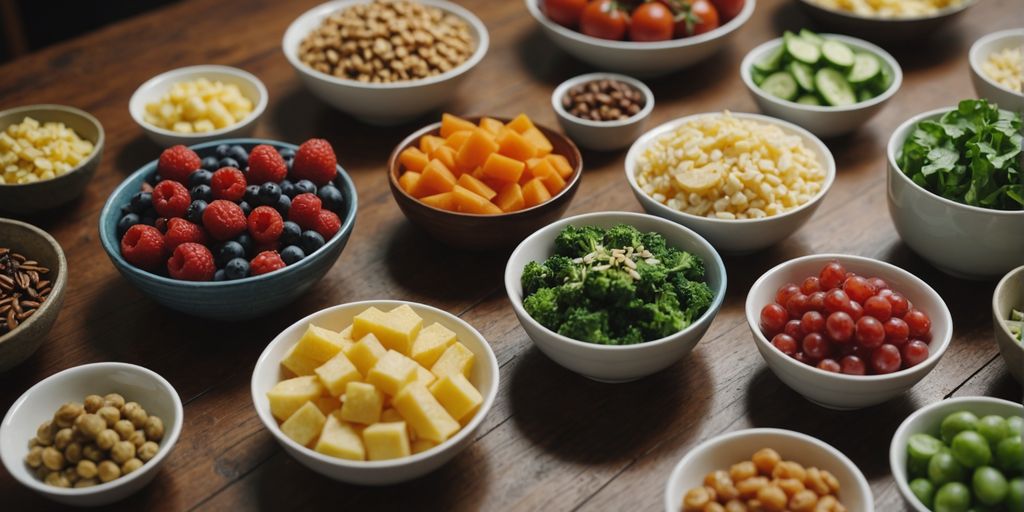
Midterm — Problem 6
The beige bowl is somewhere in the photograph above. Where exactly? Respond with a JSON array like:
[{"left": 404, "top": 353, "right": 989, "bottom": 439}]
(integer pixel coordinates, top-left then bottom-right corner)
[{"left": 993, "top": 265, "right": 1024, "bottom": 384}]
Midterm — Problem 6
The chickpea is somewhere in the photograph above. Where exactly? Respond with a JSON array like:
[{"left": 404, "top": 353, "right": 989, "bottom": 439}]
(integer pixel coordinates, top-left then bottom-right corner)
[
  {"left": 683, "top": 486, "right": 712, "bottom": 511},
  {"left": 97, "top": 406, "right": 121, "bottom": 427},
  {"left": 705, "top": 503, "right": 726, "bottom": 512},
  {"left": 62, "top": 466, "right": 80, "bottom": 483},
  {"left": 730, "top": 461, "right": 758, "bottom": 482},
  {"left": 53, "top": 428, "right": 73, "bottom": 450},
  {"left": 114, "top": 419, "right": 135, "bottom": 440},
  {"left": 64, "top": 442, "right": 83, "bottom": 464},
  {"left": 745, "top": 499, "right": 762, "bottom": 511},
  {"left": 29, "top": 437, "right": 39, "bottom": 449},
  {"left": 138, "top": 441, "right": 160, "bottom": 462},
  {"left": 756, "top": 485, "right": 788, "bottom": 512},
  {"left": 35, "top": 466, "right": 50, "bottom": 480},
  {"left": 53, "top": 402, "right": 84, "bottom": 428},
  {"left": 74, "top": 478, "right": 98, "bottom": 488},
  {"left": 814, "top": 495, "right": 838, "bottom": 512},
  {"left": 724, "top": 499, "right": 748, "bottom": 512},
  {"left": 122, "top": 401, "right": 142, "bottom": 417},
  {"left": 127, "top": 407, "right": 148, "bottom": 429},
  {"left": 97, "top": 460, "right": 121, "bottom": 483},
  {"left": 775, "top": 477, "right": 805, "bottom": 497},
  {"left": 25, "top": 446, "right": 43, "bottom": 468},
  {"left": 42, "top": 446, "right": 65, "bottom": 471},
  {"left": 74, "top": 413, "right": 106, "bottom": 439},
  {"left": 110, "top": 440, "right": 136, "bottom": 464},
  {"left": 143, "top": 416, "right": 164, "bottom": 442},
  {"left": 35, "top": 420, "right": 55, "bottom": 446},
  {"left": 771, "top": 461, "right": 807, "bottom": 482},
  {"left": 44, "top": 472, "right": 70, "bottom": 488},
  {"left": 82, "top": 443, "right": 104, "bottom": 462},
  {"left": 789, "top": 489, "right": 819, "bottom": 512},
  {"left": 96, "top": 429, "right": 119, "bottom": 451},
  {"left": 84, "top": 394, "right": 104, "bottom": 413},
  {"left": 103, "top": 393, "right": 126, "bottom": 409},
  {"left": 121, "top": 458, "right": 143, "bottom": 474},
  {"left": 820, "top": 470, "right": 840, "bottom": 494},
  {"left": 736, "top": 476, "right": 769, "bottom": 499},
  {"left": 805, "top": 467, "right": 830, "bottom": 495},
  {"left": 77, "top": 460, "right": 98, "bottom": 479},
  {"left": 704, "top": 470, "right": 739, "bottom": 501},
  {"left": 751, "top": 448, "right": 781, "bottom": 475},
  {"left": 129, "top": 430, "right": 147, "bottom": 447}
]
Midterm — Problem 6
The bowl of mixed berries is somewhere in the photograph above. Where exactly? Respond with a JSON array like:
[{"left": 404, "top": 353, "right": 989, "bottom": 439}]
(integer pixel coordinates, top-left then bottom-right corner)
[{"left": 99, "top": 138, "right": 357, "bottom": 320}]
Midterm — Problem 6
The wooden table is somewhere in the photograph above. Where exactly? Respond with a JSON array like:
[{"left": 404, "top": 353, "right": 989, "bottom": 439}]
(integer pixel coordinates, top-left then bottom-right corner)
[{"left": 1, "top": 0, "right": 1021, "bottom": 509}]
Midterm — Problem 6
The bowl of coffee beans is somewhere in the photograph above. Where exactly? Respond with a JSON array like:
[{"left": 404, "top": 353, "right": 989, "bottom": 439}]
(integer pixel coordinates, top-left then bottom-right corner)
[{"left": 551, "top": 73, "right": 654, "bottom": 152}]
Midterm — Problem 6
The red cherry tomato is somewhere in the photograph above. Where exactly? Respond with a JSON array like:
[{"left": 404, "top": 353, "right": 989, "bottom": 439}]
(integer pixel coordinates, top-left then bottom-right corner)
[
  {"left": 775, "top": 283, "right": 801, "bottom": 307},
  {"left": 784, "top": 319, "right": 804, "bottom": 340},
  {"left": 772, "top": 333, "right": 798, "bottom": 355},
  {"left": 902, "top": 340, "right": 930, "bottom": 367},
  {"left": 543, "top": 0, "right": 590, "bottom": 27},
  {"left": 802, "top": 332, "right": 830, "bottom": 360},
  {"left": 711, "top": 0, "right": 744, "bottom": 22},
  {"left": 826, "top": 311, "right": 854, "bottom": 343},
  {"left": 801, "top": 276, "right": 821, "bottom": 294},
  {"left": 675, "top": 0, "right": 719, "bottom": 38},
  {"left": 629, "top": 1, "right": 674, "bottom": 41},
  {"left": 760, "top": 303, "right": 788, "bottom": 336},
  {"left": 904, "top": 309, "right": 931, "bottom": 338},
  {"left": 580, "top": 0, "right": 630, "bottom": 40},
  {"left": 871, "top": 344, "right": 902, "bottom": 374},
  {"left": 819, "top": 262, "right": 847, "bottom": 290}
]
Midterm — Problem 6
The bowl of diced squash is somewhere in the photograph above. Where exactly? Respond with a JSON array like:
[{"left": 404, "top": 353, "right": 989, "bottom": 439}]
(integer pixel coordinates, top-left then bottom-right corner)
[
  {"left": 251, "top": 300, "right": 499, "bottom": 485},
  {"left": 388, "top": 113, "right": 583, "bottom": 250}
]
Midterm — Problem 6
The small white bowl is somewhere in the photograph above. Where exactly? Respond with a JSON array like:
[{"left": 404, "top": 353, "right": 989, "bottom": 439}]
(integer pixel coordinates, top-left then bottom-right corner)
[
  {"left": 0, "top": 363, "right": 183, "bottom": 506},
  {"left": 282, "top": 0, "right": 489, "bottom": 126},
  {"left": 969, "top": 29, "right": 1024, "bottom": 113},
  {"left": 889, "top": 396, "right": 1023, "bottom": 512},
  {"left": 665, "top": 428, "right": 874, "bottom": 512},
  {"left": 250, "top": 300, "right": 499, "bottom": 485},
  {"left": 128, "top": 65, "right": 268, "bottom": 148},
  {"left": 795, "top": 0, "right": 977, "bottom": 44},
  {"left": 744, "top": 253, "right": 953, "bottom": 410},
  {"left": 625, "top": 112, "right": 837, "bottom": 254},
  {"left": 740, "top": 34, "right": 902, "bottom": 138},
  {"left": 887, "top": 107, "right": 1024, "bottom": 280},
  {"left": 993, "top": 265, "right": 1024, "bottom": 384},
  {"left": 524, "top": 0, "right": 756, "bottom": 78},
  {"left": 551, "top": 72, "right": 654, "bottom": 152},
  {"left": 504, "top": 211, "right": 727, "bottom": 383}
]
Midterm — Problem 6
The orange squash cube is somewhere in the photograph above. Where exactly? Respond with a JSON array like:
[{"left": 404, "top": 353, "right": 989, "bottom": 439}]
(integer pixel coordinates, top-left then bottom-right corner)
[
  {"left": 433, "top": 146, "right": 457, "bottom": 173},
  {"left": 420, "top": 192, "right": 456, "bottom": 211},
  {"left": 414, "top": 159, "right": 456, "bottom": 196},
  {"left": 441, "top": 113, "right": 476, "bottom": 138},
  {"left": 479, "top": 117, "right": 504, "bottom": 135},
  {"left": 444, "top": 130, "right": 472, "bottom": 150},
  {"left": 521, "top": 126, "right": 553, "bottom": 157},
  {"left": 455, "top": 129, "right": 498, "bottom": 171},
  {"left": 451, "top": 185, "right": 502, "bottom": 215},
  {"left": 399, "top": 171, "right": 421, "bottom": 195},
  {"left": 539, "top": 167, "right": 566, "bottom": 195},
  {"left": 522, "top": 178, "right": 552, "bottom": 207},
  {"left": 399, "top": 147, "right": 429, "bottom": 173},
  {"left": 456, "top": 173, "right": 497, "bottom": 200},
  {"left": 546, "top": 154, "right": 574, "bottom": 179},
  {"left": 496, "top": 129, "right": 537, "bottom": 162},
  {"left": 480, "top": 153, "right": 525, "bottom": 183},
  {"left": 506, "top": 113, "right": 535, "bottom": 134},
  {"left": 494, "top": 183, "right": 525, "bottom": 213},
  {"left": 419, "top": 135, "right": 445, "bottom": 157}
]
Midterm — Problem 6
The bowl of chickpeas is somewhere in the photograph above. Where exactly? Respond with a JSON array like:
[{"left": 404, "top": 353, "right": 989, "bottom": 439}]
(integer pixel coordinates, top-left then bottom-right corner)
[
  {"left": 0, "top": 362, "right": 182, "bottom": 506},
  {"left": 665, "top": 428, "right": 873, "bottom": 512}
]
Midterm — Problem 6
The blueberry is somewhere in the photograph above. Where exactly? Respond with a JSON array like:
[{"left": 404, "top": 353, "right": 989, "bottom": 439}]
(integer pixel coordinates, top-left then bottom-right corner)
[
  {"left": 215, "top": 144, "right": 232, "bottom": 158},
  {"left": 217, "top": 241, "right": 245, "bottom": 267},
  {"left": 224, "top": 257, "right": 250, "bottom": 280},
  {"left": 279, "top": 179, "right": 296, "bottom": 198},
  {"left": 117, "top": 213, "right": 140, "bottom": 236},
  {"left": 120, "top": 205, "right": 132, "bottom": 216},
  {"left": 278, "top": 147, "right": 296, "bottom": 159},
  {"left": 280, "top": 221, "right": 302, "bottom": 246},
  {"left": 275, "top": 194, "right": 291, "bottom": 216},
  {"left": 129, "top": 191, "right": 152, "bottom": 214},
  {"left": 200, "top": 156, "right": 220, "bottom": 171},
  {"left": 142, "top": 207, "right": 158, "bottom": 220},
  {"left": 229, "top": 145, "right": 249, "bottom": 167},
  {"left": 140, "top": 215, "right": 156, "bottom": 226},
  {"left": 190, "top": 184, "right": 213, "bottom": 202},
  {"left": 146, "top": 173, "right": 161, "bottom": 186},
  {"left": 285, "top": 157, "right": 293, "bottom": 171},
  {"left": 214, "top": 269, "right": 227, "bottom": 281},
  {"left": 244, "top": 185, "right": 260, "bottom": 204},
  {"left": 280, "top": 245, "right": 306, "bottom": 265},
  {"left": 189, "top": 169, "right": 213, "bottom": 188},
  {"left": 317, "top": 184, "right": 344, "bottom": 212},
  {"left": 299, "top": 230, "right": 325, "bottom": 254},
  {"left": 294, "top": 180, "right": 317, "bottom": 195},
  {"left": 186, "top": 200, "right": 208, "bottom": 225},
  {"left": 238, "top": 201, "right": 251, "bottom": 216},
  {"left": 234, "top": 233, "right": 254, "bottom": 255},
  {"left": 218, "top": 157, "right": 240, "bottom": 169},
  {"left": 258, "top": 182, "right": 281, "bottom": 206}
]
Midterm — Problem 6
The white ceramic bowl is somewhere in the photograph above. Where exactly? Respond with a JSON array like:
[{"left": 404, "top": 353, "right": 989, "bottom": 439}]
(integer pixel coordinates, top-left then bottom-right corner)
[
  {"left": 282, "top": 0, "right": 489, "bottom": 126},
  {"left": 795, "top": 0, "right": 977, "bottom": 44},
  {"left": 889, "top": 396, "right": 1023, "bottom": 512},
  {"left": 0, "top": 363, "right": 183, "bottom": 506},
  {"left": 993, "top": 265, "right": 1024, "bottom": 384},
  {"left": 625, "top": 112, "right": 837, "bottom": 254},
  {"left": 128, "top": 65, "right": 267, "bottom": 147},
  {"left": 524, "top": 0, "right": 756, "bottom": 78},
  {"left": 745, "top": 254, "right": 953, "bottom": 410},
  {"left": 551, "top": 72, "right": 654, "bottom": 152},
  {"left": 250, "top": 300, "right": 499, "bottom": 485},
  {"left": 504, "top": 211, "right": 727, "bottom": 383},
  {"left": 740, "top": 34, "right": 902, "bottom": 138},
  {"left": 887, "top": 107, "right": 1024, "bottom": 280},
  {"left": 665, "top": 428, "right": 874, "bottom": 512},
  {"left": 969, "top": 29, "right": 1024, "bottom": 113}
]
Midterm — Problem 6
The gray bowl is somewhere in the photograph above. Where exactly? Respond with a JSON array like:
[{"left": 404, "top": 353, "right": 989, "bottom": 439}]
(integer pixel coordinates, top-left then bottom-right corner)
[
  {"left": 795, "top": 0, "right": 976, "bottom": 44},
  {"left": 993, "top": 265, "right": 1024, "bottom": 384}
]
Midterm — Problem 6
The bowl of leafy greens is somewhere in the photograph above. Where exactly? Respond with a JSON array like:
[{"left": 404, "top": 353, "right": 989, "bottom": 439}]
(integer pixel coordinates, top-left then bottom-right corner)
[
  {"left": 888, "top": 99, "right": 1024, "bottom": 280},
  {"left": 503, "top": 211, "right": 726, "bottom": 383}
]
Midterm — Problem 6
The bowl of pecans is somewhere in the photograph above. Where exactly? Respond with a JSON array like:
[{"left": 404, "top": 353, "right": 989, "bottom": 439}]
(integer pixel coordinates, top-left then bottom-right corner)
[
  {"left": 551, "top": 73, "right": 654, "bottom": 152},
  {"left": 0, "top": 218, "right": 67, "bottom": 372},
  {"left": 282, "top": 0, "right": 489, "bottom": 126}
]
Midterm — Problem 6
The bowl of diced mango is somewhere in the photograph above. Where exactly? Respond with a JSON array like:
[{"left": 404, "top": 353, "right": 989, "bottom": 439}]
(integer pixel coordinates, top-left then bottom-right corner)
[{"left": 251, "top": 300, "right": 499, "bottom": 485}]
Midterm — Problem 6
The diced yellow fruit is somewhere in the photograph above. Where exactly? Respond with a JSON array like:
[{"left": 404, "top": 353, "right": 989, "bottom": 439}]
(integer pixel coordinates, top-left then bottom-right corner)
[
  {"left": 280, "top": 401, "right": 326, "bottom": 447},
  {"left": 411, "top": 439, "right": 437, "bottom": 454},
  {"left": 410, "top": 323, "right": 457, "bottom": 368},
  {"left": 313, "top": 395, "right": 342, "bottom": 415},
  {"left": 280, "top": 344, "right": 320, "bottom": 376},
  {"left": 362, "top": 422, "right": 412, "bottom": 461},
  {"left": 338, "top": 325, "right": 355, "bottom": 347},
  {"left": 380, "top": 408, "right": 403, "bottom": 423},
  {"left": 393, "top": 382, "right": 460, "bottom": 443},
  {"left": 352, "top": 305, "right": 424, "bottom": 355},
  {"left": 344, "top": 333, "right": 388, "bottom": 375},
  {"left": 291, "top": 324, "right": 346, "bottom": 365},
  {"left": 429, "top": 373, "right": 483, "bottom": 422},
  {"left": 366, "top": 350, "right": 418, "bottom": 396},
  {"left": 415, "top": 365, "right": 436, "bottom": 388},
  {"left": 315, "top": 351, "right": 363, "bottom": 396},
  {"left": 350, "top": 307, "right": 386, "bottom": 340},
  {"left": 340, "top": 381, "right": 383, "bottom": 425},
  {"left": 267, "top": 376, "right": 325, "bottom": 421},
  {"left": 430, "top": 342, "right": 475, "bottom": 379},
  {"left": 315, "top": 414, "right": 365, "bottom": 461}
]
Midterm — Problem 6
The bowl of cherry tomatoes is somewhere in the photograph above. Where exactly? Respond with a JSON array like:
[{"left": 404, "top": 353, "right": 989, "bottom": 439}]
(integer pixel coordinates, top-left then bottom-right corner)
[{"left": 524, "top": 0, "right": 756, "bottom": 77}]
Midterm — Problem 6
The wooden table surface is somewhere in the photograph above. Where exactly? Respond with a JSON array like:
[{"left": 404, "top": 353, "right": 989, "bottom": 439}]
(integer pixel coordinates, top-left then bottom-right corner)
[{"left": 1, "top": 0, "right": 1021, "bottom": 510}]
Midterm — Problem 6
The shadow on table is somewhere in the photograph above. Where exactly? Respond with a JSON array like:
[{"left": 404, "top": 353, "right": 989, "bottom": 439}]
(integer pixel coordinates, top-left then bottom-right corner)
[{"left": 114, "top": 134, "right": 161, "bottom": 176}]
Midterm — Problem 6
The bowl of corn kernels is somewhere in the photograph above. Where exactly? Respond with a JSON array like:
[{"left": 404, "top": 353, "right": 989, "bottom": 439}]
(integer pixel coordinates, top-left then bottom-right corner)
[
  {"left": 969, "top": 29, "right": 1024, "bottom": 114},
  {"left": 128, "top": 65, "right": 268, "bottom": 147},
  {"left": 0, "top": 104, "right": 104, "bottom": 215}
]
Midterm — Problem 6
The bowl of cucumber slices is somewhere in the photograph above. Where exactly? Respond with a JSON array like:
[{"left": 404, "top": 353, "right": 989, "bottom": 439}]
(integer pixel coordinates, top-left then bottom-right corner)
[{"left": 741, "top": 30, "right": 902, "bottom": 138}]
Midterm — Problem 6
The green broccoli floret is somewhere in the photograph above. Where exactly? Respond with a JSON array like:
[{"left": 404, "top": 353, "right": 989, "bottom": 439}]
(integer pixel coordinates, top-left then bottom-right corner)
[
  {"left": 615, "top": 325, "right": 645, "bottom": 345},
  {"left": 554, "top": 225, "right": 604, "bottom": 257},
  {"left": 557, "top": 308, "right": 612, "bottom": 344},
  {"left": 678, "top": 279, "right": 714, "bottom": 324},
  {"left": 636, "top": 290, "right": 686, "bottom": 340},
  {"left": 523, "top": 287, "right": 561, "bottom": 331},
  {"left": 544, "top": 255, "right": 581, "bottom": 284},
  {"left": 583, "top": 268, "right": 635, "bottom": 306},
  {"left": 603, "top": 224, "right": 643, "bottom": 249},
  {"left": 659, "top": 249, "right": 705, "bottom": 281},
  {"left": 640, "top": 231, "right": 669, "bottom": 257},
  {"left": 521, "top": 261, "right": 552, "bottom": 295},
  {"left": 555, "top": 282, "right": 587, "bottom": 310}
]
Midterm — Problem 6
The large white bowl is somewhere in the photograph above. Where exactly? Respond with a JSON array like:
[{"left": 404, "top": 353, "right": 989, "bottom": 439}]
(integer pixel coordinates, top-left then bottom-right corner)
[
  {"left": 282, "top": 0, "right": 489, "bottom": 125},
  {"left": 551, "top": 72, "right": 655, "bottom": 152},
  {"left": 744, "top": 254, "right": 953, "bottom": 410},
  {"left": 887, "top": 107, "right": 1024, "bottom": 280},
  {"left": 740, "top": 34, "right": 902, "bottom": 138},
  {"left": 504, "top": 211, "right": 727, "bottom": 383},
  {"left": 969, "top": 29, "right": 1024, "bottom": 113},
  {"left": 250, "top": 300, "right": 499, "bottom": 485},
  {"left": 128, "top": 65, "right": 267, "bottom": 148},
  {"left": 795, "top": 0, "right": 977, "bottom": 44},
  {"left": 625, "top": 112, "right": 837, "bottom": 254},
  {"left": 889, "top": 396, "right": 1023, "bottom": 512},
  {"left": 665, "top": 428, "right": 874, "bottom": 512},
  {"left": 524, "top": 0, "right": 756, "bottom": 77},
  {"left": 993, "top": 265, "right": 1024, "bottom": 384},
  {"left": 0, "top": 363, "right": 183, "bottom": 506}
]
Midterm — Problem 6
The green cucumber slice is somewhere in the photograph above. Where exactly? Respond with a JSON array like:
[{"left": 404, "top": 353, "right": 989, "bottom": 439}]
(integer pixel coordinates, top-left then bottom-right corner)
[
  {"left": 815, "top": 68, "right": 856, "bottom": 106},
  {"left": 760, "top": 72, "right": 798, "bottom": 101},
  {"left": 755, "top": 44, "right": 785, "bottom": 73},
  {"left": 796, "top": 95, "right": 821, "bottom": 106},
  {"left": 876, "top": 64, "right": 894, "bottom": 92},
  {"left": 822, "top": 40, "right": 855, "bottom": 69},
  {"left": 848, "top": 53, "right": 882, "bottom": 84},
  {"left": 858, "top": 89, "right": 875, "bottom": 102},
  {"left": 785, "top": 32, "right": 821, "bottom": 65},
  {"left": 799, "top": 29, "right": 826, "bottom": 47},
  {"left": 789, "top": 61, "right": 816, "bottom": 92}
]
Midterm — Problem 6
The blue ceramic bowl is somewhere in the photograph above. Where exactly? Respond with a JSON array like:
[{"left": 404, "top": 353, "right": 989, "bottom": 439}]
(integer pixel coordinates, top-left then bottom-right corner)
[{"left": 99, "top": 138, "right": 357, "bottom": 320}]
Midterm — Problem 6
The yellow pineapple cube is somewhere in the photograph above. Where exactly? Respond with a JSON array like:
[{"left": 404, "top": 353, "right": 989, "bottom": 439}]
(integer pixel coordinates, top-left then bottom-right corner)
[
  {"left": 430, "top": 342, "right": 475, "bottom": 379},
  {"left": 429, "top": 373, "right": 483, "bottom": 422},
  {"left": 313, "top": 395, "right": 342, "bottom": 415},
  {"left": 315, "top": 351, "right": 362, "bottom": 396},
  {"left": 291, "top": 324, "right": 347, "bottom": 365},
  {"left": 280, "top": 401, "right": 326, "bottom": 447},
  {"left": 344, "top": 333, "right": 387, "bottom": 375},
  {"left": 352, "top": 305, "right": 423, "bottom": 355},
  {"left": 410, "top": 323, "right": 457, "bottom": 368},
  {"left": 340, "top": 381, "right": 383, "bottom": 425},
  {"left": 315, "top": 414, "right": 365, "bottom": 461},
  {"left": 380, "top": 408, "right": 403, "bottom": 423},
  {"left": 393, "top": 382, "right": 460, "bottom": 443},
  {"left": 362, "top": 422, "right": 411, "bottom": 460},
  {"left": 411, "top": 439, "right": 437, "bottom": 454},
  {"left": 280, "top": 344, "right": 320, "bottom": 376},
  {"left": 415, "top": 365, "right": 436, "bottom": 387},
  {"left": 338, "top": 325, "right": 355, "bottom": 347},
  {"left": 350, "top": 307, "right": 385, "bottom": 339},
  {"left": 267, "top": 376, "right": 325, "bottom": 421},
  {"left": 366, "top": 350, "right": 417, "bottom": 396}
]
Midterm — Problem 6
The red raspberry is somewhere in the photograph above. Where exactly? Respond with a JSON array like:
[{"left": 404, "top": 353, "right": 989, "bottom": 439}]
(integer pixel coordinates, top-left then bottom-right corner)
[
  {"left": 288, "top": 193, "right": 322, "bottom": 230},
  {"left": 157, "top": 145, "right": 201, "bottom": 184},
  {"left": 210, "top": 167, "right": 247, "bottom": 202},
  {"left": 291, "top": 138, "right": 337, "bottom": 186},
  {"left": 313, "top": 209, "right": 341, "bottom": 239},
  {"left": 120, "top": 224, "right": 166, "bottom": 270},
  {"left": 250, "top": 250, "right": 285, "bottom": 276},
  {"left": 202, "top": 199, "right": 248, "bottom": 241},
  {"left": 247, "top": 145, "right": 288, "bottom": 184},
  {"left": 153, "top": 180, "right": 191, "bottom": 218},
  {"left": 167, "top": 243, "right": 216, "bottom": 281},
  {"left": 164, "top": 218, "right": 207, "bottom": 252},
  {"left": 248, "top": 206, "right": 284, "bottom": 244}
]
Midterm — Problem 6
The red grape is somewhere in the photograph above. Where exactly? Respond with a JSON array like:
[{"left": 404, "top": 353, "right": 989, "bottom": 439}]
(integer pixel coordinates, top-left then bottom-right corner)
[
  {"left": 801, "top": 276, "right": 821, "bottom": 294},
  {"left": 794, "top": 352, "right": 812, "bottom": 365},
  {"left": 887, "top": 293, "right": 911, "bottom": 317},
  {"left": 825, "top": 311, "right": 854, "bottom": 343},
  {"left": 801, "top": 311, "right": 825, "bottom": 334},
  {"left": 902, "top": 340, "right": 930, "bottom": 367},
  {"left": 843, "top": 276, "right": 877, "bottom": 303},
  {"left": 847, "top": 301, "right": 864, "bottom": 321},
  {"left": 904, "top": 309, "right": 931, "bottom": 338},
  {"left": 863, "top": 295, "right": 893, "bottom": 321},
  {"left": 868, "top": 277, "right": 889, "bottom": 292},
  {"left": 823, "top": 289, "right": 851, "bottom": 314},
  {"left": 855, "top": 316, "right": 885, "bottom": 348},
  {"left": 784, "top": 319, "right": 804, "bottom": 340},
  {"left": 760, "top": 304, "right": 788, "bottom": 336},
  {"left": 776, "top": 283, "right": 801, "bottom": 306},
  {"left": 772, "top": 333, "right": 798, "bottom": 355},
  {"left": 819, "top": 262, "right": 846, "bottom": 290},
  {"left": 871, "top": 344, "right": 902, "bottom": 374},
  {"left": 877, "top": 288, "right": 894, "bottom": 299},
  {"left": 802, "top": 332, "right": 830, "bottom": 360},
  {"left": 786, "top": 293, "right": 809, "bottom": 318},
  {"left": 884, "top": 317, "right": 910, "bottom": 345},
  {"left": 808, "top": 291, "right": 825, "bottom": 311},
  {"left": 840, "top": 355, "right": 867, "bottom": 375},
  {"left": 817, "top": 358, "right": 841, "bottom": 373}
]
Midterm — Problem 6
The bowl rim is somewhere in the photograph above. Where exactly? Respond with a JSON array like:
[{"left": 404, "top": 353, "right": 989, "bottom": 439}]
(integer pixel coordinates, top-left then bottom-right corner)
[
  {"left": 887, "top": 106, "right": 1024, "bottom": 218},
  {"left": 0, "top": 218, "right": 68, "bottom": 346},
  {"left": 796, "top": 0, "right": 977, "bottom": 22},
  {"left": 744, "top": 253, "right": 954, "bottom": 382},
  {"left": 550, "top": 72, "right": 656, "bottom": 129},
  {"left": 281, "top": 0, "right": 490, "bottom": 90},
  {"left": 524, "top": 0, "right": 756, "bottom": 50},
  {"left": 993, "top": 264, "right": 1024, "bottom": 349},
  {"left": 387, "top": 116, "right": 583, "bottom": 219},
  {"left": 504, "top": 210, "right": 728, "bottom": 352},
  {"left": 250, "top": 299, "right": 500, "bottom": 469},
  {"left": 127, "top": 64, "right": 269, "bottom": 139},
  {"left": 888, "top": 396, "right": 1024, "bottom": 512},
  {"left": 0, "top": 104, "right": 105, "bottom": 189},
  {"left": 740, "top": 33, "right": 903, "bottom": 113},
  {"left": 624, "top": 111, "right": 837, "bottom": 225},
  {"left": 0, "top": 362, "right": 184, "bottom": 497},
  {"left": 97, "top": 138, "right": 358, "bottom": 288},
  {"left": 968, "top": 28, "right": 1024, "bottom": 99},
  {"left": 664, "top": 427, "right": 874, "bottom": 512}
]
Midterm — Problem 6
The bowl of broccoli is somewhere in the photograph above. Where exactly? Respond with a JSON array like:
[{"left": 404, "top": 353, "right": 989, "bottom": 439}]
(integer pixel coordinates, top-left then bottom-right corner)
[{"left": 503, "top": 211, "right": 726, "bottom": 383}]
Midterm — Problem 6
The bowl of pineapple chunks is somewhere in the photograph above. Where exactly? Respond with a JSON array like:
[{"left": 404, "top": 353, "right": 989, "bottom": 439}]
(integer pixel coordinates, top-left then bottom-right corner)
[{"left": 251, "top": 300, "right": 499, "bottom": 485}]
